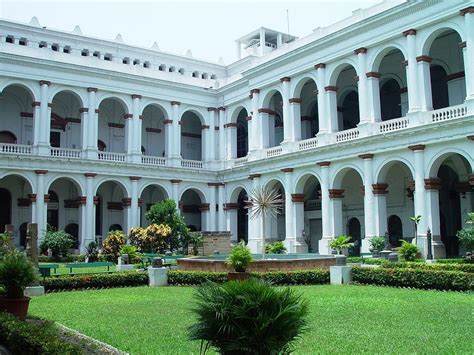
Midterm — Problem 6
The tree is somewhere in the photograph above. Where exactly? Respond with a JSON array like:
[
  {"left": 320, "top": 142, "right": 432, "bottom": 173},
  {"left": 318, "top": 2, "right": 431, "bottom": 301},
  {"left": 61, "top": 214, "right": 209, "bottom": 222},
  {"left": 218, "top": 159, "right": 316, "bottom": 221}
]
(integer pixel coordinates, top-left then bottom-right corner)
[
  {"left": 145, "top": 199, "right": 189, "bottom": 251},
  {"left": 39, "top": 230, "right": 74, "bottom": 260}
]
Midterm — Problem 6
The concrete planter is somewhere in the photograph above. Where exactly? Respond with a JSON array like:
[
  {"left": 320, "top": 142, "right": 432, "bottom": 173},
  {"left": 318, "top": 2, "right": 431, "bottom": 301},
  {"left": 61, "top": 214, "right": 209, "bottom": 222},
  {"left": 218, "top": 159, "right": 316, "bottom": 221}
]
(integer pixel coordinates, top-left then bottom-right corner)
[
  {"left": 334, "top": 254, "right": 347, "bottom": 266},
  {"left": 148, "top": 267, "right": 168, "bottom": 287},
  {"left": 330, "top": 266, "right": 352, "bottom": 285},
  {"left": 0, "top": 296, "right": 31, "bottom": 320},
  {"left": 227, "top": 272, "right": 250, "bottom": 281}
]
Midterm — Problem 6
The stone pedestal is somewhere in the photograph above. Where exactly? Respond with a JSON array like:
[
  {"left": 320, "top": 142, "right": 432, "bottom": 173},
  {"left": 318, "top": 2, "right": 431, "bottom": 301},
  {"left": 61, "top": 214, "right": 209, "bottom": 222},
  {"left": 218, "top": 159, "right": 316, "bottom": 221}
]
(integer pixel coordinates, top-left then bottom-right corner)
[
  {"left": 334, "top": 254, "right": 347, "bottom": 266},
  {"left": 380, "top": 250, "right": 392, "bottom": 260},
  {"left": 116, "top": 264, "right": 134, "bottom": 272},
  {"left": 388, "top": 252, "right": 399, "bottom": 262},
  {"left": 148, "top": 267, "right": 168, "bottom": 287},
  {"left": 24, "top": 286, "right": 45, "bottom": 297},
  {"left": 330, "top": 266, "right": 352, "bottom": 285}
]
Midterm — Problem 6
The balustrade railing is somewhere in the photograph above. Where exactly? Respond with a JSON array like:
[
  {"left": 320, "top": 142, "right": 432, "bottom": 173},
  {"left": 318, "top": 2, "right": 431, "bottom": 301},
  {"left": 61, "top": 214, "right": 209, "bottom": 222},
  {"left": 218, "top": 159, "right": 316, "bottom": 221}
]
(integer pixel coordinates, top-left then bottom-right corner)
[
  {"left": 98, "top": 151, "right": 126, "bottom": 162},
  {"left": 378, "top": 117, "right": 409, "bottom": 133},
  {"left": 431, "top": 105, "right": 467, "bottom": 122},
  {"left": 50, "top": 147, "right": 81, "bottom": 159},
  {"left": 0, "top": 143, "right": 32, "bottom": 155},
  {"left": 181, "top": 159, "right": 203, "bottom": 169},
  {"left": 298, "top": 137, "right": 319, "bottom": 151},
  {"left": 266, "top": 146, "right": 283, "bottom": 157},
  {"left": 336, "top": 128, "right": 359, "bottom": 143},
  {"left": 142, "top": 155, "right": 166, "bottom": 166}
]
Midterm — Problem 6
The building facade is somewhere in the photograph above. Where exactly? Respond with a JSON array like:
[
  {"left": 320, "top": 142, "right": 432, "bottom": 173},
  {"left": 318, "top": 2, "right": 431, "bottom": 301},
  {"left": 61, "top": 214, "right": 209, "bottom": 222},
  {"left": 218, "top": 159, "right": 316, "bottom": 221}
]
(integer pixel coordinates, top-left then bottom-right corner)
[{"left": 0, "top": 0, "right": 472, "bottom": 258}]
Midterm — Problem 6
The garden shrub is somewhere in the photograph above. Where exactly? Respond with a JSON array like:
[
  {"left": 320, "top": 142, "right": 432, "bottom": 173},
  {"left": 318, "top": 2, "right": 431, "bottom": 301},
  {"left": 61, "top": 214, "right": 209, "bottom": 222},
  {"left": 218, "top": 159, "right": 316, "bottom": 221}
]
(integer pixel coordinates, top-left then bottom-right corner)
[
  {"left": 226, "top": 241, "right": 253, "bottom": 272},
  {"left": 379, "top": 261, "right": 474, "bottom": 273},
  {"left": 102, "top": 230, "right": 126, "bottom": 261},
  {"left": 0, "top": 311, "right": 81, "bottom": 354},
  {"left": 369, "top": 236, "right": 385, "bottom": 253},
  {"left": 168, "top": 270, "right": 228, "bottom": 285},
  {"left": 188, "top": 278, "right": 309, "bottom": 355},
  {"left": 41, "top": 272, "right": 148, "bottom": 292},
  {"left": 39, "top": 230, "right": 74, "bottom": 261},
  {"left": 398, "top": 240, "right": 421, "bottom": 261},
  {"left": 129, "top": 224, "right": 172, "bottom": 253},
  {"left": 352, "top": 267, "right": 473, "bottom": 291},
  {"left": 346, "top": 257, "right": 388, "bottom": 265},
  {"left": 255, "top": 269, "right": 329, "bottom": 285},
  {"left": 38, "top": 254, "right": 86, "bottom": 263},
  {"left": 436, "top": 258, "right": 473, "bottom": 264},
  {"left": 265, "top": 241, "right": 287, "bottom": 254}
]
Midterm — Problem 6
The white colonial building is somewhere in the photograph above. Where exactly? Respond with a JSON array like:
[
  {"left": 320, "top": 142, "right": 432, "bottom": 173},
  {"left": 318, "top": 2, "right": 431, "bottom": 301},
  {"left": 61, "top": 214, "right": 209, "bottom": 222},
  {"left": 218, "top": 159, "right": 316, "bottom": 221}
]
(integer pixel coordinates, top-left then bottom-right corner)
[{"left": 0, "top": 0, "right": 472, "bottom": 258}]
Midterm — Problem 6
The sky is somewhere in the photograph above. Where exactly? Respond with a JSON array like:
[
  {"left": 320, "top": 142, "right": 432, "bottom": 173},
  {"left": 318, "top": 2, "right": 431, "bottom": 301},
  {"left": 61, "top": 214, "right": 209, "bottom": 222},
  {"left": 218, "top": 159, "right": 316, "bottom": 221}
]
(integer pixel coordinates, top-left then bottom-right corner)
[{"left": 0, "top": 0, "right": 381, "bottom": 64}]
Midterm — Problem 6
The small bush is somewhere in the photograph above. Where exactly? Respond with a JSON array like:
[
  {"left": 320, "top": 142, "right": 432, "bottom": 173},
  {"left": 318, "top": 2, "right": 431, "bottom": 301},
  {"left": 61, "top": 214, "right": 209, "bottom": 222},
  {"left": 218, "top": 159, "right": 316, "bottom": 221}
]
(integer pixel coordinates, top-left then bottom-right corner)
[
  {"left": 380, "top": 261, "right": 474, "bottom": 273},
  {"left": 168, "top": 270, "right": 228, "bottom": 285},
  {"left": 399, "top": 240, "right": 421, "bottom": 261},
  {"left": 39, "top": 230, "right": 74, "bottom": 260},
  {"left": 0, "top": 249, "right": 37, "bottom": 298},
  {"left": 352, "top": 267, "right": 473, "bottom": 291},
  {"left": 255, "top": 269, "right": 329, "bottom": 285},
  {"left": 369, "top": 236, "right": 385, "bottom": 253},
  {"left": 265, "top": 241, "right": 287, "bottom": 254},
  {"left": 102, "top": 230, "right": 126, "bottom": 260},
  {"left": 41, "top": 272, "right": 148, "bottom": 292},
  {"left": 38, "top": 254, "right": 86, "bottom": 263},
  {"left": 226, "top": 241, "right": 253, "bottom": 272},
  {"left": 188, "top": 278, "right": 309, "bottom": 355},
  {"left": 436, "top": 258, "right": 473, "bottom": 264},
  {"left": 0, "top": 311, "right": 81, "bottom": 354},
  {"left": 86, "top": 241, "right": 99, "bottom": 262},
  {"left": 329, "top": 235, "right": 352, "bottom": 254}
]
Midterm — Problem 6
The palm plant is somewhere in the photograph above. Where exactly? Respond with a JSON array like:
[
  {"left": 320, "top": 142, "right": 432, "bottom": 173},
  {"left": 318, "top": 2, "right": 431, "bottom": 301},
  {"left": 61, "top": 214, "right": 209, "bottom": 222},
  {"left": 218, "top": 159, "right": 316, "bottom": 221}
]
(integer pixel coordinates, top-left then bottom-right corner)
[
  {"left": 410, "top": 215, "right": 422, "bottom": 246},
  {"left": 329, "top": 235, "right": 353, "bottom": 255},
  {"left": 245, "top": 186, "right": 283, "bottom": 259},
  {"left": 188, "top": 278, "right": 309, "bottom": 354}
]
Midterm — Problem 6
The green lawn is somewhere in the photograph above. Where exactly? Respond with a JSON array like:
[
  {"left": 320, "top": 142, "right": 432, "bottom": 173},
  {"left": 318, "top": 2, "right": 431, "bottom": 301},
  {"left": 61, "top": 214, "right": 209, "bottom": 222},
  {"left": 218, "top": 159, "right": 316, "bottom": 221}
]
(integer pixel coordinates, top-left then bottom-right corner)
[
  {"left": 29, "top": 285, "right": 472, "bottom": 354},
  {"left": 39, "top": 262, "right": 117, "bottom": 276}
]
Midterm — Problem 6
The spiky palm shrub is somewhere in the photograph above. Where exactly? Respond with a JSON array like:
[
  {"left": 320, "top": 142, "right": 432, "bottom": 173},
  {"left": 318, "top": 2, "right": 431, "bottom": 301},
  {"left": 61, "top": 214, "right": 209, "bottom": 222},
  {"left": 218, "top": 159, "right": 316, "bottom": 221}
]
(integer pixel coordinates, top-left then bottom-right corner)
[
  {"left": 246, "top": 186, "right": 283, "bottom": 258},
  {"left": 188, "top": 278, "right": 309, "bottom": 354}
]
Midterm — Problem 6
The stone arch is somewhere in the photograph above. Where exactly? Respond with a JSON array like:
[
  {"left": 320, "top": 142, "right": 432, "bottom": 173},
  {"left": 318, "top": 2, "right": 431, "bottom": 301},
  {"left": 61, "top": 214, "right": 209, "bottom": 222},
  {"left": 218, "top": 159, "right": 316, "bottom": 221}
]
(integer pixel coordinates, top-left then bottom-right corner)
[
  {"left": 327, "top": 59, "right": 359, "bottom": 86},
  {"left": 294, "top": 171, "right": 321, "bottom": 194},
  {"left": 96, "top": 94, "right": 131, "bottom": 114},
  {"left": 369, "top": 45, "right": 407, "bottom": 73},
  {"left": 428, "top": 150, "right": 472, "bottom": 178},
  {"left": 45, "top": 175, "right": 84, "bottom": 196},
  {"left": 291, "top": 74, "right": 319, "bottom": 98},
  {"left": 178, "top": 107, "right": 207, "bottom": 125},
  {"left": 94, "top": 178, "right": 129, "bottom": 197},
  {"left": 261, "top": 87, "right": 283, "bottom": 108},
  {"left": 375, "top": 157, "right": 415, "bottom": 183},
  {"left": 49, "top": 87, "right": 86, "bottom": 108},
  {"left": 180, "top": 187, "right": 207, "bottom": 231},
  {"left": 141, "top": 103, "right": 167, "bottom": 157},
  {"left": 229, "top": 105, "right": 248, "bottom": 124},
  {"left": 0, "top": 81, "right": 38, "bottom": 102},
  {"left": 139, "top": 183, "right": 170, "bottom": 226},
  {"left": 50, "top": 90, "right": 84, "bottom": 149},
  {"left": 138, "top": 182, "right": 170, "bottom": 199},
  {"left": 139, "top": 100, "right": 171, "bottom": 119},
  {"left": 180, "top": 110, "right": 205, "bottom": 161},
  {"left": 420, "top": 24, "right": 465, "bottom": 56},
  {"left": 331, "top": 165, "right": 364, "bottom": 189}
]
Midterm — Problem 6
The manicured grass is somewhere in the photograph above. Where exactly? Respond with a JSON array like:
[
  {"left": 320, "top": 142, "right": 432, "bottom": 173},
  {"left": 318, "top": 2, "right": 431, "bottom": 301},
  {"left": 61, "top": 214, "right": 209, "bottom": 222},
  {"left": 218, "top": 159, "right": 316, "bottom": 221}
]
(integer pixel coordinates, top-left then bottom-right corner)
[
  {"left": 29, "top": 285, "right": 472, "bottom": 354},
  {"left": 39, "top": 262, "right": 117, "bottom": 276}
]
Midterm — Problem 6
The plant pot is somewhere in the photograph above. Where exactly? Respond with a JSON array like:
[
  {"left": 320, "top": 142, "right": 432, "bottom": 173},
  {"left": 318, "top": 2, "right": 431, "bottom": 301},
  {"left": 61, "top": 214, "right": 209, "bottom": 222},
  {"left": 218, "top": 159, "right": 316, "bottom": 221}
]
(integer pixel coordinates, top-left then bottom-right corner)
[
  {"left": 0, "top": 296, "right": 31, "bottom": 320},
  {"left": 227, "top": 272, "right": 250, "bottom": 281}
]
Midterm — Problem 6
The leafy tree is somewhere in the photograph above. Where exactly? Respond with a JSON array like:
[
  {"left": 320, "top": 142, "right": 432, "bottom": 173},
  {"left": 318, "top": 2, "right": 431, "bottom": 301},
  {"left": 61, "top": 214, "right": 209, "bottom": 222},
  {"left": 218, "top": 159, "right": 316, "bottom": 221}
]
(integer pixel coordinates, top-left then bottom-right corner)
[
  {"left": 457, "top": 212, "right": 474, "bottom": 253},
  {"left": 102, "top": 230, "right": 126, "bottom": 261},
  {"left": 39, "top": 230, "right": 74, "bottom": 260},
  {"left": 145, "top": 199, "right": 189, "bottom": 251}
]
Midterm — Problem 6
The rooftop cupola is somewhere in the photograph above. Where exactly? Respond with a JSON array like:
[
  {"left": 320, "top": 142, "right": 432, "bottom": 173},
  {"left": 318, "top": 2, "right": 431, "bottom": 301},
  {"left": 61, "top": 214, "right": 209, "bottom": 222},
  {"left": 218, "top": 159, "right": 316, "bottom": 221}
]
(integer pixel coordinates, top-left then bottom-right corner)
[{"left": 235, "top": 27, "right": 297, "bottom": 59}]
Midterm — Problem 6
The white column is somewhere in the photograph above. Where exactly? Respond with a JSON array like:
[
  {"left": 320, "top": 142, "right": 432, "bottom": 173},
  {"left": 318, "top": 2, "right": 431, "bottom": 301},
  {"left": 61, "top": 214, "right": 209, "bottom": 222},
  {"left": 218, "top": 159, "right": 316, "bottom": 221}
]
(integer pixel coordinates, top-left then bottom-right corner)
[
  {"left": 373, "top": 184, "right": 388, "bottom": 236},
  {"left": 404, "top": 30, "right": 421, "bottom": 112},
  {"left": 417, "top": 56, "right": 433, "bottom": 111},
  {"left": 83, "top": 173, "right": 96, "bottom": 251},
  {"left": 288, "top": 99, "right": 302, "bottom": 142},
  {"left": 330, "top": 191, "right": 344, "bottom": 237},
  {"left": 315, "top": 64, "right": 328, "bottom": 133},
  {"left": 462, "top": 10, "right": 474, "bottom": 101},
  {"left": 360, "top": 154, "right": 375, "bottom": 254},
  {"left": 259, "top": 111, "right": 270, "bottom": 149},
  {"left": 410, "top": 145, "right": 428, "bottom": 252},
  {"left": 79, "top": 107, "right": 88, "bottom": 153},
  {"left": 35, "top": 170, "right": 47, "bottom": 241},
  {"left": 171, "top": 101, "right": 181, "bottom": 166},
  {"left": 170, "top": 180, "right": 181, "bottom": 214},
  {"left": 218, "top": 108, "right": 226, "bottom": 161},
  {"left": 130, "top": 177, "right": 140, "bottom": 230},
  {"left": 30, "top": 194, "right": 37, "bottom": 225},
  {"left": 259, "top": 28, "right": 265, "bottom": 56},
  {"left": 37, "top": 80, "right": 50, "bottom": 155},
  {"left": 280, "top": 77, "right": 292, "bottom": 143},
  {"left": 250, "top": 90, "right": 260, "bottom": 151},
  {"left": 247, "top": 174, "right": 262, "bottom": 253},
  {"left": 424, "top": 178, "right": 446, "bottom": 258},
  {"left": 282, "top": 169, "right": 295, "bottom": 252},
  {"left": 235, "top": 41, "right": 241, "bottom": 60},
  {"left": 366, "top": 73, "right": 382, "bottom": 123},
  {"left": 208, "top": 184, "right": 216, "bottom": 231},
  {"left": 325, "top": 87, "right": 338, "bottom": 132},
  {"left": 130, "top": 94, "right": 142, "bottom": 163},
  {"left": 355, "top": 48, "right": 369, "bottom": 123},
  {"left": 206, "top": 108, "right": 216, "bottom": 162},
  {"left": 85, "top": 87, "right": 98, "bottom": 159},
  {"left": 226, "top": 124, "right": 237, "bottom": 160},
  {"left": 164, "top": 119, "right": 173, "bottom": 158},
  {"left": 217, "top": 184, "right": 225, "bottom": 231},
  {"left": 319, "top": 162, "right": 332, "bottom": 253},
  {"left": 32, "top": 101, "right": 41, "bottom": 149},
  {"left": 202, "top": 125, "right": 210, "bottom": 162}
]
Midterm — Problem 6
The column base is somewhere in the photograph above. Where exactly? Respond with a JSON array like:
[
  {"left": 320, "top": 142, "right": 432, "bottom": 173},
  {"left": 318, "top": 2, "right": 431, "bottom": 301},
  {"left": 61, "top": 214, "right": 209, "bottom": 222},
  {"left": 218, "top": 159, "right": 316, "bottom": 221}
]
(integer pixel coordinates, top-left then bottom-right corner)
[
  {"left": 129, "top": 152, "right": 142, "bottom": 164},
  {"left": 318, "top": 236, "right": 332, "bottom": 255},
  {"left": 83, "top": 148, "right": 98, "bottom": 160},
  {"left": 35, "top": 144, "right": 50, "bottom": 156},
  {"left": 248, "top": 238, "right": 262, "bottom": 254},
  {"left": 432, "top": 240, "right": 446, "bottom": 259},
  {"left": 356, "top": 121, "right": 375, "bottom": 137},
  {"left": 283, "top": 238, "right": 308, "bottom": 253}
]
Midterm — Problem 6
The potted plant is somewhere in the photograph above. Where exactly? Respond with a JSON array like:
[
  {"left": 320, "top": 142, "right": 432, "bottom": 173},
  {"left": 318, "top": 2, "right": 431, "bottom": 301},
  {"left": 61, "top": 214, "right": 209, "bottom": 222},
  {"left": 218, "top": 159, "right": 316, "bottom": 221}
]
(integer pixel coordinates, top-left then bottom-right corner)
[
  {"left": 226, "top": 241, "right": 253, "bottom": 281},
  {"left": 329, "top": 235, "right": 353, "bottom": 265},
  {"left": 0, "top": 249, "right": 37, "bottom": 320},
  {"left": 369, "top": 236, "right": 385, "bottom": 258},
  {"left": 457, "top": 212, "right": 474, "bottom": 260}
]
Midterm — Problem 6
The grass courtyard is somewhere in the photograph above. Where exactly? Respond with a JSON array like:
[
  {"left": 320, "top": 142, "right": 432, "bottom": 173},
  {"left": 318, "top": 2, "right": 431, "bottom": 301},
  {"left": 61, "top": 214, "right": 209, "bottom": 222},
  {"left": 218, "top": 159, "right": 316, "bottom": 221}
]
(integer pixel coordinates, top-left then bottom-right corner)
[{"left": 29, "top": 285, "right": 472, "bottom": 354}]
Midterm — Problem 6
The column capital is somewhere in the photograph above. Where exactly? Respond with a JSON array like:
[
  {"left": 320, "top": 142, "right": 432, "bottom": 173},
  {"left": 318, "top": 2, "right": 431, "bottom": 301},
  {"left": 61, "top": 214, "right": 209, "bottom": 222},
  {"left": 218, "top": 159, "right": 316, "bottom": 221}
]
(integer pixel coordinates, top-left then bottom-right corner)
[
  {"left": 87, "top": 87, "right": 98, "bottom": 93},
  {"left": 354, "top": 47, "right": 367, "bottom": 55},
  {"left": 208, "top": 182, "right": 225, "bottom": 187},
  {"left": 460, "top": 7, "right": 474, "bottom": 16},
  {"left": 468, "top": 174, "right": 474, "bottom": 186},
  {"left": 281, "top": 168, "right": 294, "bottom": 173},
  {"left": 123, "top": 113, "right": 133, "bottom": 119},
  {"left": 250, "top": 89, "right": 260, "bottom": 95},
  {"left": 248, "top": 174, "right": 261, "bottom": 180},
  {"left": 224, "top": 123, "right": 238, "bottom": 128},
  {"left": 201, "top": 125, "right": 210, "bottom": 130},
  {"left": 416, "top": 55, "right": 432, "bottom": 63},
  {"left": 79, "top": 196, "right": 87, "bottom": 205},
  {"left": 408, "top": 144, "right": 426, "bottom": 151},
  {"left": 170, "top": 179, "right": 182, "bottom": 184},
  {"left": 218, "top": 106, "right": 226, "bottom": 111},
  {"left": 424, "top": 178, "right": 442, "bottom": 190},
  {"left": 324, "top": 86, "right": 338, "bottom": 92},
  {"left": 129, "top": 176, "right": 141, "bottom": 181},
  {"left": 122, "top": 197, "right": 132, "bottom": 207},
  {"left": 258, "top": 108, "right": 276, "bottom": 115},
  {"left": 28, "top": 193, "right": 37, "bottom": 202},
  {"left": 329, "top": 189, "right": 344, "bottom": 199},
  {"left": 199, "top": 203, "right": 210, "bottom": 211},
  {"left": 359, "top": 153, "right": 374, "bottom": 160},
  {"left": 32, "top": 101, "right": 41, "bottom": 107},
  {"left": 291, "top": 194, "right": 304, "bottom": 203},
  {"left": 84, "top": 173, "right": 97, "bottom": 178},
  {"left": 245, "top": 115, "right": 252, "bottom": 121},
  {"left": 289, "top": 98, "right": 303, "bottom": 104},
  {"left": 163, "top": 119, "right": 173, "bottom": 124},
  {"left": 207, "top": 107, "right": 218, "bottom": 112},
  {"left": 280, "top": 77, "right": 291, "bottom": 82},
  {"left": 39, "top": 80, "right": 51, "bottom": 86},
  {"left": 314, "top": 63, "right": 326, "bottom": 69},
  {"left": 93, "top": 196, "right": 100, "bottom": 205},
  {"left": 131, "top": 94, "right": 142, "bottom": 99},
  {"left": 79, "top": 107, "right": 89, "bottom": 113},
  {"left": 317, "top": 161, "right": 331, "bottom": 167},
  {"left": 171, "top": 101, "right": 181, "bottom": 106},
  {"left": 402, "top": 29, "right": 417, "bottom": 37},
  {"left": 224, "top": 203, "right": 240, "bottom": 211},
  {"left": 44, "top": 194, "right": 50, "bottom": 203},
  {"left": 372, "top": 183, "right": 389, "bottom": 194},
  {"left": 459, "top": 42, "right": 467, "bottom": 49},
  {"left": 366, "top": 72, "right": 381, "bottom": 79},
  {"left": 35, "top": 169, "right": 48, "bottom": 175}
]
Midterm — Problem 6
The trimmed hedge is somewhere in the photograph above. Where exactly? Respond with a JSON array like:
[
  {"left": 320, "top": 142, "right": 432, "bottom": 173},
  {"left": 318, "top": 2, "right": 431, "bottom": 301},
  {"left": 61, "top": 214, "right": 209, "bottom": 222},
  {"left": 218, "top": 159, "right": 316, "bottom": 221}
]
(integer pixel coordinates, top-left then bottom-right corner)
[
  {"left": 352, "top": 267, "right": 473, "bottom": 291},
  {"left": 380, "top": 262, "right": 474, "bottom": 273},
  {"left": 436, "top": 258, "right": 473, "bottom": 264},
  {"left": 0, "top": 312, "right": 81, "bottom": 354},
  {"left": 347, "top": 257, "right": 388, "bottom": 265},
  {"left": 168, "top": 270, "right": 228, "bottom": 285},
  {"left": 41, "top": 272, "right": 148, "bottom": 292},
  {"left": 38, "top": 254, "right": 86, "bottom": 263}
]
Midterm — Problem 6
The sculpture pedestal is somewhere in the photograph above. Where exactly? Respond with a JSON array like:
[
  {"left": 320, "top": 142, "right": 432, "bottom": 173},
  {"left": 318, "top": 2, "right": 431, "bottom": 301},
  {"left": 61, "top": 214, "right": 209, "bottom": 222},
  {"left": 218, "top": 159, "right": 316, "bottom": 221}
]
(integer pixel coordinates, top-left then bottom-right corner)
[
  {"left": 330, "top": 266, "right": 352, "bottom": 285},
  {"left": 148, "top": 267, "right": 168, "bottom": 287}
]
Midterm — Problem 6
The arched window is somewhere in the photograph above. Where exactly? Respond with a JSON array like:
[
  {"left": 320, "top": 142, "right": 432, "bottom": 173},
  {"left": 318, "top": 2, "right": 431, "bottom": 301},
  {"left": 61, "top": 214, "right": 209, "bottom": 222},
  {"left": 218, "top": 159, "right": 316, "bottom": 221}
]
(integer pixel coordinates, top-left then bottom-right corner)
[
  {"left": 430, "top": 65, "right": 449, "bottom": 110},
  {"left": 380, "top": 79, "right": 402, "bottom": 121},
  {"left": 388, "top": 215, "right": 403, "bottom": 247},
  {"left": 98, "top": 140, "right": 106, "bottom": 152},
  {"left": 65, "top": 223, "right": 79, "bottom": 249},
  {"left": 109, "top": 224, "right": 123, "bottom": 232},
  {"left": 0, "top": 131, "right": 17, "bottom": 144}
]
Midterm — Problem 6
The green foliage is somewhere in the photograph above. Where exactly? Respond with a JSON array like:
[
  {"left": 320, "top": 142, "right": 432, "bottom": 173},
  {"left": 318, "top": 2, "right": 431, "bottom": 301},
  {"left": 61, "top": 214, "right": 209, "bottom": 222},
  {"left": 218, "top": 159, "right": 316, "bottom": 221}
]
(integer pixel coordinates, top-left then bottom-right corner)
[
  {"left": 0, "top": 311, "right": 81, "bottom": 354},
  {"left": 369, "top": 236, "right": 385, "bottom": 253},
  {"left": 86, "top": 241, "right": 99, "bottom": 262},
  {"left": 265, "top": 241, "right": 287, "bottom": 254},
  {"left": 457, "top": 213, "right": 474, "bottom": 252},
  {"left": 39, "top": 230, "right": 74, "bottom": 260},
  {"left": 38, "top": 254, "right": 86, "bottom": 263},
  {"left": 145, "top": 199, "right": 189, "bottom": 251},
  {"left": 329, "top": 235, "right": 353, "bottom": 254},
  {"left": 226, "top": 241, "right": 253, "bottom": 272},
  {"left": 40, "top": 272, "right": 148, "bottom": 292},
  {"left": 0, "top": 233, "right": 13, "bottom": 258},
  {"left": 102, "top": 230, "right": 126, "bottom": 260},
  {"left": 120, "top": 245, "right": 141, "bottom": 264},
  {"left": 128, "top": 224, "right": 172, "bottom": 253},
  {"left": 0, "top": 249, "right": 37, "bottom": 298},
  {"left": 188, "top": 232, "right": 203, "bottom": 256},
  {"left": 379, "top": 261, "right": 474, "bottom": 273},
  {"left": 168, "top": 270, "right": 228, "bottom": 285},
  {"left": 436, "top": 258, "right": 473, "bottom": 264},
  {"left": 188, "top": 278, "right": 309, "bottom": 354},
  {"left": 352, "top": 267, "right": 473, "bottom": 291},
  {"left": 399, "top": 240, "right": 421, "bottom": 261}
]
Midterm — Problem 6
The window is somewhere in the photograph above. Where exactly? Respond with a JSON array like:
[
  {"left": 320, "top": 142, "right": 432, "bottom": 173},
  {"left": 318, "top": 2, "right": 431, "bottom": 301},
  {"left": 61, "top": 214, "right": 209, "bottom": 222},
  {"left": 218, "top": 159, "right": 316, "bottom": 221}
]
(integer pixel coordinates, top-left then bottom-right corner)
[
  {"left": 104, "top": 54, "right": 112, "bottom": 61},
  {"left": 5, "top": 36, "right": 14, "bottom": 44},
  {"left": 51, "top": 44, "right": 59, "bottom": 51},
  {"left": 159, "top": 64, "right": 166, "bottom": 71},
  {"left": 39, "top": 41, "right": 47, "bottom": 48},
  {"left": 50, "top": 131, "right": 61, "bottom": 148},
  {"left": 133, "top": 59, "right": 140, "bottom": 65},
  {"left": 192, "top": 71, "right": 199, "bottom": 78},
  {"left": 93, "top": 51, "right": 100, "bottom": 58},
  {"left": 210, "top": 74, "right": 217, "bottom": 79},
  {"left": 169, "top": 66, "right": 175, "bottom": 72},
  {"left": 81, "top": 49, "right": 89, "bottom": 56},
  {"left": 19, "top": 38, "right": 27, "bottom": 46},
  {"left": 122, "top": 57, "right": 130, "bottom": 64},
  {"left": 201, "top": 73, "right": 208, "bottom": 79},
  {"left": 63, "top": 46, "right": 71, "bottom": 53},
  {"left": 143, "top": 61, "right": 150, "bottom": 68},
  {"left": 178, "top": 68, "right": 185, "bottom": 75}
]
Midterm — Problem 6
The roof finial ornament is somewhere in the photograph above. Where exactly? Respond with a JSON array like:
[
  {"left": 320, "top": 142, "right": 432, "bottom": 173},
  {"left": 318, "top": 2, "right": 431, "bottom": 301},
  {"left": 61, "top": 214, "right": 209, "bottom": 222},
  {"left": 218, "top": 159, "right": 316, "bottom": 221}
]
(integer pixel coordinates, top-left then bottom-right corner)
[
  {"left": 30, "top": 16, "right": 41, "bottom": 27},
  {"left": 185, "top": 49, "right": 193, "bottom": 57},
  {"left": 151, "top": 42, "right": 160, "bottom": 50},
  {"left": 115, "top": 34, "right": 124, "bottom": 43},
  {"left": 72, "top": 25, "right": 82, "bottom": 35}
]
